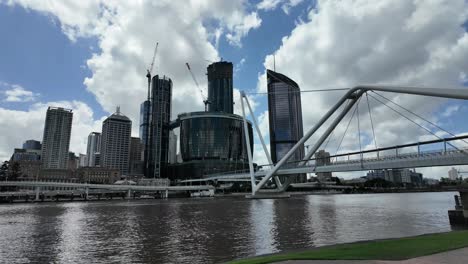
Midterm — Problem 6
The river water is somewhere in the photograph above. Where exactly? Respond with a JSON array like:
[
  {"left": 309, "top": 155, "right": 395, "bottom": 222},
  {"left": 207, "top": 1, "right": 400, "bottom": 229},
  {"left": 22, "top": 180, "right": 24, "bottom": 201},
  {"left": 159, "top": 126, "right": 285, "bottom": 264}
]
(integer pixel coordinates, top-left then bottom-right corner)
[{"left": 0, "top": 192, "right": 457, "bottom": 263}]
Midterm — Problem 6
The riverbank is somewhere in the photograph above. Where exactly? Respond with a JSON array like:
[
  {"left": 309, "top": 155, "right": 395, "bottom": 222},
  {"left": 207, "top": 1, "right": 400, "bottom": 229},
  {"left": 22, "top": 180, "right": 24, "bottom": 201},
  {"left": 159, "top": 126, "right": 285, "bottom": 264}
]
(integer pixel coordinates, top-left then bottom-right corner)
[{"left": 229, "top": 231, "right": 468, "bottom": 264}]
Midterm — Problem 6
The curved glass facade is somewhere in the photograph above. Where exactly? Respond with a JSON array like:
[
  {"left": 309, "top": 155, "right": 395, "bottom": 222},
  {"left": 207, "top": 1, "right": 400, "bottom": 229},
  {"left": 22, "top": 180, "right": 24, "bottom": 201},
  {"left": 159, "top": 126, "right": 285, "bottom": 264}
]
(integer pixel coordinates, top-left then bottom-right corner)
[
  {"left": 267, "top": 70, "right": 305, "bottom": 182},
  {"left": 179, "top": 112, "right": 253, "bottom": 162}
]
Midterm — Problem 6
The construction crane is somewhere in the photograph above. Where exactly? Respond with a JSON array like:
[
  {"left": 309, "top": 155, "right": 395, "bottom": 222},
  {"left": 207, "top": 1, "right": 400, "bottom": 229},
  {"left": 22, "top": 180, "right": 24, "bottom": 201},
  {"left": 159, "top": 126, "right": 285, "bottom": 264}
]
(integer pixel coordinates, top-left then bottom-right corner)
[
  {"left": 186, "top": 62, "right": 210, "bottom": 111},
  {"left": 146, "top": 42, "right": 159, "bottom": 100}
]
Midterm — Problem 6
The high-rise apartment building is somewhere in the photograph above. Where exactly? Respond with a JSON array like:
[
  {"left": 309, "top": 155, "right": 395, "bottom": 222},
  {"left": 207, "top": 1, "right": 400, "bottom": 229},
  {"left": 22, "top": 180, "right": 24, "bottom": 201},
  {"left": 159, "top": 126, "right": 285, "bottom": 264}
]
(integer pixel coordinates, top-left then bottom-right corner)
[
  {"left": 86, "top": 132, "right": 101, "bottom": 167},
  {"left": 168, "top": 130, "right": 177, "bottom": 164},
  {"left": 129, "top": 137, "right": 144, "bottom": 175},
  {"left": 267, "top": 69, "right": 305, "bottom": 183},
  {"left": 315, "top": 150, "right": 333, "bottom": 182},
  {"left": 41, "top": 107, "right": 73, "bottom": 169},
  {"left": 146, "top": 75, "right": 172, "bottom": 178},
  {"left": 207, "top": 61, "right": 233, "bottom": 113},
  {"left": 101, "top": 107, "right": 132, "bottom": 175}
]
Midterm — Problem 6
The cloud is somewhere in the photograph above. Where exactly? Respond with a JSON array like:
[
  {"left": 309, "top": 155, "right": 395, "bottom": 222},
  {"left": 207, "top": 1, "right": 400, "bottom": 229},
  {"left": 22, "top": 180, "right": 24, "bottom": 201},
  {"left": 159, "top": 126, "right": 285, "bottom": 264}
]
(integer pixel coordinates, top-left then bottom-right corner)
[
  {"left": 1, "top": 0, "right": 263, "bottom": 157},
  {"left": 257, "top": 0, "right": 303, "bottom": 14},
  {"left": 1, "top": 82, "right": 39, "bottom": 102},
  {"left": 257, "top": 0, "right": 468, "bottom": 178}
]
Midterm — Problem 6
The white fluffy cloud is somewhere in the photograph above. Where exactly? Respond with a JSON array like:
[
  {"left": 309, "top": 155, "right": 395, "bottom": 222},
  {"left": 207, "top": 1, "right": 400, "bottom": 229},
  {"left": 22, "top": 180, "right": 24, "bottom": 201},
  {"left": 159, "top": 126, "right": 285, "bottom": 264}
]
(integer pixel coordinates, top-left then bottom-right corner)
[
  {"left": 257, "top": 0, "right": 303, "bottom": 14},
  {"left": 257, "top": 0, "right": 468, "bottom": 178},
  {"left": 0, "top": 0, "right": 262, "bottom": 159},
  {"left": 1, "top": 82, "right": 39, "bottom": 102}
]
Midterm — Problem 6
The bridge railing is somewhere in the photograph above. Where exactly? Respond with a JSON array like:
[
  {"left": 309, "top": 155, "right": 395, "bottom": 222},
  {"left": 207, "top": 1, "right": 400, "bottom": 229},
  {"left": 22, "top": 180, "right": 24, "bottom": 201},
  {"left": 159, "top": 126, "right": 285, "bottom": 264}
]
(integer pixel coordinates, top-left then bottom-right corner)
[{"left": 318, "top": 147, "right": 468, "bottom": 167}]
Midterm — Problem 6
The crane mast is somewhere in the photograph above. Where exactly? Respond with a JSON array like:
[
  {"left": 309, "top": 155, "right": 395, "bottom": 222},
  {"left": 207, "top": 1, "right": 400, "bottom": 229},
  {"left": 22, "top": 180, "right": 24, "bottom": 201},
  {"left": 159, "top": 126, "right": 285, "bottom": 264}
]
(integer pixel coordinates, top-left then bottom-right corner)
[
  {"left": 146, "top": 42, "right": 159, "bottom": 100},
  {"left": 186, "top": 62, "right": 210, "bottom": 111}
]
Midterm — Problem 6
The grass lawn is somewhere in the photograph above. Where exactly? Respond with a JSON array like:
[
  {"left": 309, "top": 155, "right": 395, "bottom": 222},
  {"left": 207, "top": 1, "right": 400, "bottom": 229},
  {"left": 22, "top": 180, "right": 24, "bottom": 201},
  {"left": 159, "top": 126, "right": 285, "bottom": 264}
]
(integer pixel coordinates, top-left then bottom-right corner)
[{"left": 229, "top": 231, "right": 468, "bottom": 264}]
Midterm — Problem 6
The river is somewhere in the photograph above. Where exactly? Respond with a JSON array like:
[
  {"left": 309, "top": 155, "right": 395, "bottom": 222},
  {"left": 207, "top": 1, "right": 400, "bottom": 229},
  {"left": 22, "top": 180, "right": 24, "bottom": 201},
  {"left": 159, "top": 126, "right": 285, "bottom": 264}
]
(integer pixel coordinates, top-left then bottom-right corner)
[{"left": 0, "top": 192, "right": 457, "bottom": 263}]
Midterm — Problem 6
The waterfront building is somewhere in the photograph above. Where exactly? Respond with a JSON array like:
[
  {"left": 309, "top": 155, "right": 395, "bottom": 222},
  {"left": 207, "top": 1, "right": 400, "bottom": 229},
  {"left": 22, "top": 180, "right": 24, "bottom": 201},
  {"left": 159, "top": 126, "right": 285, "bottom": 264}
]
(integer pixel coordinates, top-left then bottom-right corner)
[
  {"left": 15, "top": 160, "right": 42, "bottom": 180},
  {"left": 129, "top": 137, "right": 144, "bottom": 175},
  {"left": 166, "top": 111, "right": 253, "bottom": 180},
  {"left": 86, "top": 132, "right": 101, "bottom": 167},
  {"left": 267, "top": 69, "right": 305, "bottom": 183},
  {"left": 79, "top": 154, "right": 87, "bottom": 167},
  {"left": 67, "top": 152, "right": 79, "bottom": 170},
  {"left": 449, "top": 167, "right": 459, "bottom": 181},
  {"left": 11, "top": 148, "right": 41, "bottom": 162},
  {"left": 101, "top": 107, "right": 132, "bottom": 175},
  {"left": 76, "top": 167, "right": 120, "bottom": 184},
  {"left": 207, "top": 61, "right": 233, "bottom": 113},
  {"left": 22, "top": 140, "right": 41, "bottom": 151},
  {"left": 367, "top": 168, "right": 423, "bottom": 185},
  {"left": 41, "top": 107, "right": 73, "bottom": 169},
  {"left": 168, "top": 130, "right": 177, "bottom": 164},
  {"left": 315, "top": 150, "right": 333, "bottom": 182},
  {"left": 146, "top": 75, "right": 172, "bottom": 178}
]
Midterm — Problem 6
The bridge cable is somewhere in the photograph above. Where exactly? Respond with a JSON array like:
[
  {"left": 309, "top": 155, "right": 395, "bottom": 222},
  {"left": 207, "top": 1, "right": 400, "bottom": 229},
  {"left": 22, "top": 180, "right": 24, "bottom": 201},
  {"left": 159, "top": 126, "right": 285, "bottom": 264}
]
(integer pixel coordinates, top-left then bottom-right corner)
[
  {"left": 357, "top": 96, "right": 362, "bottom": 156},
  {"left": 371, "top": 91, "right": 468, "bottom": 146},
  {"left": 367, "top": 93, "right": 460, "bottom": 151},
  {"left": 334, "top": 97, "right": 361, "bottom": 161},
  {"left": 366, "top": 92, "right": 378, "bottom": 149}
]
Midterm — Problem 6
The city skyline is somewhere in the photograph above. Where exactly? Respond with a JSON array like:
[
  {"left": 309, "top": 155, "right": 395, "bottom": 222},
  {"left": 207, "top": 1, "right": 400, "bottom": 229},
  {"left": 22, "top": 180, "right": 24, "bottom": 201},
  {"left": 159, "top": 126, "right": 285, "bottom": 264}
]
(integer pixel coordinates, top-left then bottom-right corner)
[{"left": 1, "top": 1, "right": 468, "bottom": 179}]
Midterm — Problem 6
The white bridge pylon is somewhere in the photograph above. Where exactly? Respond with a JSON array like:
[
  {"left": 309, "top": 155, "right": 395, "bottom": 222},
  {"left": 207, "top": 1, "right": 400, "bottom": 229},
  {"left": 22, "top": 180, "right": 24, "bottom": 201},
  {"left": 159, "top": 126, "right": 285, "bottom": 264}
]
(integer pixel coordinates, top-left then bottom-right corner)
[{"left": 240, "top": 85, "right": 468, "bottom": 196}]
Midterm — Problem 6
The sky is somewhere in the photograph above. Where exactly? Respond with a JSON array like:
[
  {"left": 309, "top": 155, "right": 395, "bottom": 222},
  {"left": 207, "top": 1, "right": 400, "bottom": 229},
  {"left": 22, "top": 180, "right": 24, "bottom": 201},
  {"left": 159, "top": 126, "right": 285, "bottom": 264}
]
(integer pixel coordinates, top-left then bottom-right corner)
[{"left": 0, "top": 0, "right": 468, "bottom": 179}]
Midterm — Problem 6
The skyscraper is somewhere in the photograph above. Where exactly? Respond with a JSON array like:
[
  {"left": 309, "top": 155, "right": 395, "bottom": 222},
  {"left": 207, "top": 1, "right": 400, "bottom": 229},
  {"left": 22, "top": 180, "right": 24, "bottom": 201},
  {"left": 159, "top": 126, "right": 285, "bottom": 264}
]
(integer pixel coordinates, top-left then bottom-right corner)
[
  {"left": 129, "top": 137, "right": 144, "bottom": 175},
  {"left": 168, "top": 130, "right": 177, "bottom": 164},
  {"left": 41, "top": 107, "right": 73, "bottom": 169},
  {"left": 207, "top": 61, "right": 233, "bottom": 113},
  {"left": 267, "top": 69, "right": 305, "bottom": 183},
  {"left": 140, "top": 100, "right": 151, "bottom": 152},
  {"left": 147, "top": 75, "right": 172, "bottom": 178},
  {"left": 101, "top": 107, "right": 132, "bottom": 175},
  {"left": 86, "top": 132, "right": 101, "bottom": 167}
]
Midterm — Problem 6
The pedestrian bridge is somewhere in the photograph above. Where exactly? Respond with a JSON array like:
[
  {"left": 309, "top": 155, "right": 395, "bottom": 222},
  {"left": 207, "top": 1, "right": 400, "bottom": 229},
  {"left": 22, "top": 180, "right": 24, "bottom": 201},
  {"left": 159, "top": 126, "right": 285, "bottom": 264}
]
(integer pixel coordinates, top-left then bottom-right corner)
[{"left": 192, "top": 135, "right": 468, "bottom": 182}]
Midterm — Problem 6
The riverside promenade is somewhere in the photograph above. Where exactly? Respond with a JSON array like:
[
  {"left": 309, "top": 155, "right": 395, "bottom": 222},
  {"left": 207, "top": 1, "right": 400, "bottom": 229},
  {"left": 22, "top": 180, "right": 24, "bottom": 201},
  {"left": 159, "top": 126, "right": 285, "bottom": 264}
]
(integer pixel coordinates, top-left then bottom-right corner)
[{"left": 276, "top": 247, "right": 468, "bottom": 263}]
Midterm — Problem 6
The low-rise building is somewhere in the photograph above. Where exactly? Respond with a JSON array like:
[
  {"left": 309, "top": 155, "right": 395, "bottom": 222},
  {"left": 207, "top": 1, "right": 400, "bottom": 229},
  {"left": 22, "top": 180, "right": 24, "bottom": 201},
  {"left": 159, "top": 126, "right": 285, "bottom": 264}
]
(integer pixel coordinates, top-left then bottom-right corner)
[{"left": 76, "top": 167, "right": 121, "bottom": 184}]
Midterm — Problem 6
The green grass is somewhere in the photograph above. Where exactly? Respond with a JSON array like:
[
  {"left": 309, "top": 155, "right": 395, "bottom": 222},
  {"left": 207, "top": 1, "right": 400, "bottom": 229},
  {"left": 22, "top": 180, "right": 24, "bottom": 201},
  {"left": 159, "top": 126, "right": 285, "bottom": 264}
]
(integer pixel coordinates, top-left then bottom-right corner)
[{"left": 229, "top": 231, "right": 468, "bottom": 264}]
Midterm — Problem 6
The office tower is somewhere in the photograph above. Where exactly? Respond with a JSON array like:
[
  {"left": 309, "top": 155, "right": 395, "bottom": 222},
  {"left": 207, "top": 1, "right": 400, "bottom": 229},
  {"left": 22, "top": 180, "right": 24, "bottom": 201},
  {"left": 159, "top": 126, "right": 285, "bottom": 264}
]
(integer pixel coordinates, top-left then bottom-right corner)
[
  {"left": 23, "top": 140, "right": 41, "bottom": 150},
  {"left": 315, "top": 150, "right": 333, "bottom": 182},
  {"left": 168, "top": 130, "right": 177, "bottom": 164},
  {"left": 101, "top": 107, "right": 132, "bottom": 175},
  {"left": 449, "top": 167, "right": 459, "bottom": 181},
  {"left": 207, "top": 61, "right": 233, "bottom": 113},
  {"left": 41, "top": 107, "right": 73, "bottom": 169},
  {"left": 79, "top": 154, "right": 87, "bottom": 167},
  {"left": 129, "top": 137, "right": 144, "bottom": 175},
  {"left": 140, "top": 100, "right": 151, "bottom": 153},
  {"left": 146, "top": 75, "right": 172, "bottom": 178},
  {"left": 86, "top": 132, "right": 101, "bottom": 167},
  {"left": 267, "top": 69, "right": 305, "bottom": 183}
]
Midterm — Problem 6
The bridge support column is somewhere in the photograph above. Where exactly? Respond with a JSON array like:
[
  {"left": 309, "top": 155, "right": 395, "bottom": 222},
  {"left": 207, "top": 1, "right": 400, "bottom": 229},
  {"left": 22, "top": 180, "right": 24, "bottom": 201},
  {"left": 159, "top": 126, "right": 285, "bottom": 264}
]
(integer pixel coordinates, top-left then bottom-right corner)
[
  {"left": 127, "top": 189, "right": 132, "bottom": 199},
  {"left": 165, "top": 189, "right": 169, "bottom": 199},
  {"left": 35, "top": 186, "right": 40, "bottom": 201},
  {"left": 240, "top": 92, "right": 256, "bottom": 195},
  {"left": 85, "top": 187, "right": 89, "bottom": 201}
]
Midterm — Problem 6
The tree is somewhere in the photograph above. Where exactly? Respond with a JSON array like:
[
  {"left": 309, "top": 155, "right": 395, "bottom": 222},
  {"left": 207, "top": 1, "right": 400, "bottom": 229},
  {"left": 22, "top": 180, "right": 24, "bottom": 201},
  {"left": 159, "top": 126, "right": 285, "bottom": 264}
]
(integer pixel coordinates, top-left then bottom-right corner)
[
  {"left": 9, "top": 162, "right": 21, "bottom": 180},
  {"left": 0, "top": 161, "right": 9, "bottom": 180}
]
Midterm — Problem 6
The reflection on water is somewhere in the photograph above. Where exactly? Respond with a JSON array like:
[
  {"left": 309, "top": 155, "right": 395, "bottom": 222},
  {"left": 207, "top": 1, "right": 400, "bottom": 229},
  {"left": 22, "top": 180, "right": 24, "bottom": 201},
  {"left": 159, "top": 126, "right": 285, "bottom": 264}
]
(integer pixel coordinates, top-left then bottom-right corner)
[{"left": 0, "top": 192, "right": 456, "bottom": 263}]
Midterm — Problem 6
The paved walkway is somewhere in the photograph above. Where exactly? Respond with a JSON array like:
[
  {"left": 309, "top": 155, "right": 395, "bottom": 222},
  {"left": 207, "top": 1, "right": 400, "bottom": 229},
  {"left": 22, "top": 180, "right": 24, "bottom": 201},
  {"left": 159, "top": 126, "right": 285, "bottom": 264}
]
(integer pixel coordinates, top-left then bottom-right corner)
[{"left": 276, "top": 247, "right": 468, "bottom": 264}]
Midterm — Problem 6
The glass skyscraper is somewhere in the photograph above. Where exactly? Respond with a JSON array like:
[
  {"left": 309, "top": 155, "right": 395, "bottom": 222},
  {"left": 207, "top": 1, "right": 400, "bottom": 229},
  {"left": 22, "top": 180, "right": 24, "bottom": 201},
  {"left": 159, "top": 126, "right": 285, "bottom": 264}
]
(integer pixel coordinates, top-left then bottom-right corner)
[
  {"left": 147, "top": 75, "right": 172, "bottom": 178},
  {"left": 207, "top": 61, "right": 233, "bottom": 113},
  {"left": 267, "top": 69, "right": 305, "bottom": 183}
]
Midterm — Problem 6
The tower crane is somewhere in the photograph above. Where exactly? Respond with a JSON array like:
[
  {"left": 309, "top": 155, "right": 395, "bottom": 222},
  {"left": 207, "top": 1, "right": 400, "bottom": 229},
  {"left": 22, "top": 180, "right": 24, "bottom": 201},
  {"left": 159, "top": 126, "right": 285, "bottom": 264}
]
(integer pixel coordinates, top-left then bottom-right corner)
[
  {"left": 186, "top": 62, "right": 210, "bottom": 111},
  {"left": 146, "top": 42, "right": 159, "bottom": 100}
]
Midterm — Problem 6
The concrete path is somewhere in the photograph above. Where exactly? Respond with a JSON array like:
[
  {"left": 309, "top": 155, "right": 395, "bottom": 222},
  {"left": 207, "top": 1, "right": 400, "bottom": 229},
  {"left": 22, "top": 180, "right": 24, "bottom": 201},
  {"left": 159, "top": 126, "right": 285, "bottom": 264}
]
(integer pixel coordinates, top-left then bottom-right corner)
[{"left": 276, "top": 247, "right": 468, "bottom": 264}]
